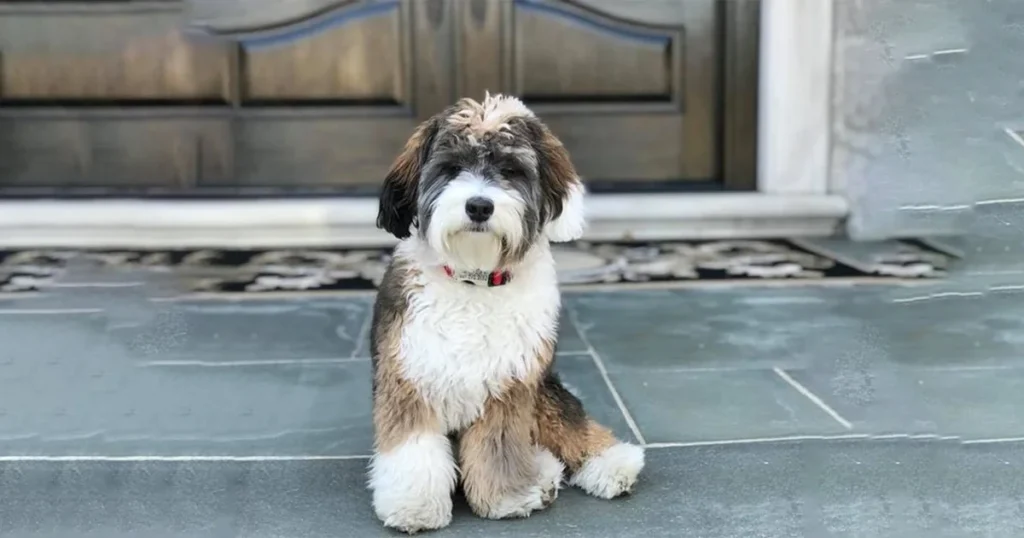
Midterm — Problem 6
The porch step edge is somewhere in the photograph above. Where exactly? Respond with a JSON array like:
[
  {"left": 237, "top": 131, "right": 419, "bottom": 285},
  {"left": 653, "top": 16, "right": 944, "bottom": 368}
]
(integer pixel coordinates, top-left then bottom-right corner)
[{"left": 0, "top": 193, "right": 848, "bottom": 248}]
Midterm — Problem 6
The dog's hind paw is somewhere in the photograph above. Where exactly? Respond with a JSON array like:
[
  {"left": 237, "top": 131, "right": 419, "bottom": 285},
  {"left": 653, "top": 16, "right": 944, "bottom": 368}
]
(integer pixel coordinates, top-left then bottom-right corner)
[
  {"left": 570, "top": 442, "right": 644, "bottom": 499},
  {"left": 479, "top": 447, "right": 564, "bottom": 519},
  {"left": 535, "top": 447, "right": 565, "bottom": 507}
]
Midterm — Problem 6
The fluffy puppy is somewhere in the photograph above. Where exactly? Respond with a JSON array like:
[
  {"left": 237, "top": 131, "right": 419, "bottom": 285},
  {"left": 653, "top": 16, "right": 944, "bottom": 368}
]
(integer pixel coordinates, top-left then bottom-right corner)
[{"left": 368, "top": 93, "right": 644, "bottom": 534}]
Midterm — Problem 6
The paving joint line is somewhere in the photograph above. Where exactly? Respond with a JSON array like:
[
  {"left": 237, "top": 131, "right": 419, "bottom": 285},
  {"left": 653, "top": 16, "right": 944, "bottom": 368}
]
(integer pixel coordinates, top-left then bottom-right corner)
[
  {"left": 9, "top": 433, "right": 1013, "bottom": 462},
  {"left": 0, "top": 455, "right": 371, "bottom": 462},
  {"left": 140, "top": 357, "right": 368, "bottom": 368},
  {"left": 567, "top": 304, "right": 647, "bottom": 445},
  {"left": 773, "top": 367, "right": 853, "bottom": 430},
  {"left": 0, "top": 308, "right": 104, "bottom": 315}
]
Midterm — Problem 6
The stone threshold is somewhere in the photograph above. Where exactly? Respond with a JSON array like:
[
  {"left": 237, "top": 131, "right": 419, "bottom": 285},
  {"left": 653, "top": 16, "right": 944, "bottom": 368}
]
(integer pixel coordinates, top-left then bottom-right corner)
[{"left": 0, "top": 193, "right": 848, "bottom": 249}]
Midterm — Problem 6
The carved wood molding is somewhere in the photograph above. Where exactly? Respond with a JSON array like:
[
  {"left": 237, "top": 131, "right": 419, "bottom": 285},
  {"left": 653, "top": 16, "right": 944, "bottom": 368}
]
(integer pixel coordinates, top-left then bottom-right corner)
[
  {"left": 539, "top": 0, "right": 695, "bottom": 28},
  {"left": 185, "top": 0, "right": 397, "bottom": 44},
  {"left": 515, "top": 0, "right": 679, "bottom": 42},
  {"left": 188, "top": 0, "right": 686, "bottom": 46}
]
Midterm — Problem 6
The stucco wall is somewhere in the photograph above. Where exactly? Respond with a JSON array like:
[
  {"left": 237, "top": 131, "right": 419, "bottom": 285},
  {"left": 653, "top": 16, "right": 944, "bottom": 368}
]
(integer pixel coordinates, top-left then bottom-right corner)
[{"left": 830, "top": 0, "right": 1024, "bottom": 248}]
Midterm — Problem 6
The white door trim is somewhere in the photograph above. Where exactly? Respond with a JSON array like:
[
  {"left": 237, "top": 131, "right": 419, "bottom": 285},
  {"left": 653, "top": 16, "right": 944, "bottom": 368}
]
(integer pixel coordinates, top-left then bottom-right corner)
[{"left": 756, "top": 0, "right": 835, "bottom": 195}]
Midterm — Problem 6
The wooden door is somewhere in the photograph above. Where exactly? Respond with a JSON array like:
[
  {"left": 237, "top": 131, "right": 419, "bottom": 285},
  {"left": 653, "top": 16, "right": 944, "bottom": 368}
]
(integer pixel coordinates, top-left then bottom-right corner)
[
  {"left": 0, "top": 0, "right": 452, "bottom": 193},
  {"left": 457, "top": 0, "right": 722, "bottom": 186},
  {"left": 0, "top": 0, "right": 756, "bottom": 194}
]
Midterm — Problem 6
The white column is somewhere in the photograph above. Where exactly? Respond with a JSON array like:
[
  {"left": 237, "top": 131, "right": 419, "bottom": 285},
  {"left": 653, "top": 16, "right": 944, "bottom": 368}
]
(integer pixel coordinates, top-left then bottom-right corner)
[{"left": 757, "top": 0, "right": 834, "bottom": 194}]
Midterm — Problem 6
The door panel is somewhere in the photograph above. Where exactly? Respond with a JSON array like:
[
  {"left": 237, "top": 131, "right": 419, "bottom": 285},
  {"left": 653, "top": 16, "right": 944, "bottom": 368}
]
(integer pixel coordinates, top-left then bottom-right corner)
[
  {"left": 538, "top": 115, "right": 686, "bottom": 183},
  {"left": 208, "top": 115, "right": 415, "bottom": 188},
  {"left": 0, "top": 6, "right": 231, "bottom": 103},
  {"left": 0, "top": 115, "right": 225, "bottom": 189},
  {"left": 513, "top": 8, "right": 672, "bottom": 100},
  {"left": 241, "top": 11, "right": 404, "bottom": 103},
  {"left": 458, "top": 0, "right": 721, "bottom": 183}
]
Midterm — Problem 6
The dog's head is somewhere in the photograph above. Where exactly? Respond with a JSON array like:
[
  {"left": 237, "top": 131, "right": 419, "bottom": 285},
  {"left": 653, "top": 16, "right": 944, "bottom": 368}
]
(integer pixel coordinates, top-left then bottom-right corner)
[{"left": 376, "top": 93, "right": 585, "bottom": 269}]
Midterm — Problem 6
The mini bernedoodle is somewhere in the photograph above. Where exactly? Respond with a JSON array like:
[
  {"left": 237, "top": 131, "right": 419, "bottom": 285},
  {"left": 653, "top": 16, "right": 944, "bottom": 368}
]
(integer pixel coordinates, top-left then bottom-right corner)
[{"left": 369, "top": 93, "right": 645, "bottom": 533}]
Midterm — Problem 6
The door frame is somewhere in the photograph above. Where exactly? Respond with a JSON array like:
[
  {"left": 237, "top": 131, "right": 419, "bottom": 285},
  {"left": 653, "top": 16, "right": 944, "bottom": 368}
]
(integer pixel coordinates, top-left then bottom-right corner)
[
  {"left": 756, "top": 0, "right": 834, "bottom": 197},
  {"left": 0, "top": 0, "right": 846, "bottom": 248}
]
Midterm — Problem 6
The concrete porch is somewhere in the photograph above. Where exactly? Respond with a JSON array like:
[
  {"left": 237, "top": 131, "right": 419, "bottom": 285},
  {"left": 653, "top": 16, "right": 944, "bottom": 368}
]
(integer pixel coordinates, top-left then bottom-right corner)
[{"left": 2, "top": 273, "right": 1024, "bottom": 536}]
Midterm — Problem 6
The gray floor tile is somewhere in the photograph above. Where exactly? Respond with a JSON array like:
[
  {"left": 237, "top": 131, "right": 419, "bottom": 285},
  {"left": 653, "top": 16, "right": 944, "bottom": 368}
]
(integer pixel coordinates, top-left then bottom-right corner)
[
  {"left": 555, "top": 310, "right": 587, "bottom": 353},
  {"left": 351, "top": 305, "right": 373, "bottom": 358},
  {"left": 552, "top": 355, "right": 636, "bottom": 443},
  {"left": 108, "top": 298, "right": 371, "bottom": 362},
  {"left": 870, "top": 292, "right": 1024, "bottom": 368},
  {"left": 608, "top": 369, "right": 850, "bottom": 444},
  {"left": 4, "top": 440, "right": 1022, "bottom": 537},
  {"left": 0, "top": 357, "right": 373, "bottom": 457},
  {"left": 799, "top": 439, "right": 1024, "bottom": 537},
  {"left": 0, "top": 311, "right": 111, "bottom": 366},
  {"left": 784, "top": 365, "right": 939, "bottom": 435},
  {"left": 566, "top": 288, "right": 863, "bottom": 372},
  {"left": 786, "top": 364, "right": 1024, "bottom": 440},
  {"left": 912, "top": 368, "right": 1024, "bottom": 440},
  {"left": 966, "top": 199, "right": 1024, "bottom": 272},
  {"left": 568, "top": 286, "right": 1024, "bottom": 373}
]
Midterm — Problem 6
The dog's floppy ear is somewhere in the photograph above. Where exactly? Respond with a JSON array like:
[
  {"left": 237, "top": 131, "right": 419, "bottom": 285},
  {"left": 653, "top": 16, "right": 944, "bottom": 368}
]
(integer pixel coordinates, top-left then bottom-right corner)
[
  {"left": 377, "top": 116, "right": 441, "bottom": 239},
  {"left": 529, "top": 121, "right": 586, "bottom": 243}
]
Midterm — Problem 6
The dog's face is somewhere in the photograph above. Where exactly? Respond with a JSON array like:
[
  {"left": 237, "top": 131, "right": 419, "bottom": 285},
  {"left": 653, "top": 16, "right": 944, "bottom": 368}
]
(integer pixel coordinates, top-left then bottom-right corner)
[{"left": 376, "top": 94, "right": 586, "bottom": 269}]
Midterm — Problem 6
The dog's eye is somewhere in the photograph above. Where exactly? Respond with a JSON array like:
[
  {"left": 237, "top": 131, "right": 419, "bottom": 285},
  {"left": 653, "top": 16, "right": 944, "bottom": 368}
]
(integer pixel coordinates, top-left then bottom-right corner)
[
  {"left": 439, "top": 164, "right": 461, "bottom": 178},
  {"left": 500, "top": 165, "right": 519, "bottom": 177}
]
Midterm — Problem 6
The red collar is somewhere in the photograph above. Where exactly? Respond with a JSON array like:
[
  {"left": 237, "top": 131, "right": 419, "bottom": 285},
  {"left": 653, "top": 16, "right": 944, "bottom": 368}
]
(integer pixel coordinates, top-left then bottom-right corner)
[{"left": 442, "top": 265, "right": 512, "bottom": 287}]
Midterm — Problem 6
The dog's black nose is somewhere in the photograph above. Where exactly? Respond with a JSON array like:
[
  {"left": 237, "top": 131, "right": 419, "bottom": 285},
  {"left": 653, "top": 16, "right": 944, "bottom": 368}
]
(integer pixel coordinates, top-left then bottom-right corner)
[{"left": 465, "top": 197, "right": 495, "bottom": 223}]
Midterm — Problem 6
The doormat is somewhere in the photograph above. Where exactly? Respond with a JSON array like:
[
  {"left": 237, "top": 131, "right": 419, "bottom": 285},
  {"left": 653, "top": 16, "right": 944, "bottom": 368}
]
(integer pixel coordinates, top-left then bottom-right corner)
[{"left": 0, "top": 239, "right": 951, "bottom": 294}]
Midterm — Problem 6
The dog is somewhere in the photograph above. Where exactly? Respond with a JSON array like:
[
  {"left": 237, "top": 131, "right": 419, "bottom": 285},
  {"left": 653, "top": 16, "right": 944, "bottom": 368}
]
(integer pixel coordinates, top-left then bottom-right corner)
[{"left": 368, "top": 93, "right": 645, "bottom": 533}]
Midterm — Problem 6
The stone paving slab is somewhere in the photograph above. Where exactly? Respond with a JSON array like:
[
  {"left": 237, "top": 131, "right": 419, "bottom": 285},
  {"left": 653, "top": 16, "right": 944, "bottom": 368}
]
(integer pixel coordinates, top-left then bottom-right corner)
[
  {"left": 565, "top": 285, "right": 1024, "bottom": 372},
  {"left": 2, "top": 440, "right": 1022, "bottom": 538}
]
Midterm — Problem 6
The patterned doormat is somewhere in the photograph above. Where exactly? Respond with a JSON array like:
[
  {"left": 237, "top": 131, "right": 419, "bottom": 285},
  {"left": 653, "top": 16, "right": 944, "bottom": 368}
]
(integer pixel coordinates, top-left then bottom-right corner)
[{"left": 0, "top": 239, "right": 952, "bottom": 294}]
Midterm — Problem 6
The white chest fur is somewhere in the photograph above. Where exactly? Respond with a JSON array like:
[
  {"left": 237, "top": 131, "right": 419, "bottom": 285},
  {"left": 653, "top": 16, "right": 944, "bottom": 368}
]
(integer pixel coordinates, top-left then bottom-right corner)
[{"left": 397, "top": 260, "right": 560, "bottom": 433}]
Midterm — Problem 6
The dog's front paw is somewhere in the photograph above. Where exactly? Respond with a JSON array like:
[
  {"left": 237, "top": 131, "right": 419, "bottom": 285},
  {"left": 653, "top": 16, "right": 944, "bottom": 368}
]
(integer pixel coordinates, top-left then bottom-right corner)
[
  {"left": 374, "top": 493, "right": 453, "bottom": 534},
  {"left": 570, "top": 442, "right": 644, "bottom": 499},
  {"left": 369, "top": 434, "right": 457, "bottom": 533},
  {"left": 480, "top": 448, "right": 564, "bottom": 519}
]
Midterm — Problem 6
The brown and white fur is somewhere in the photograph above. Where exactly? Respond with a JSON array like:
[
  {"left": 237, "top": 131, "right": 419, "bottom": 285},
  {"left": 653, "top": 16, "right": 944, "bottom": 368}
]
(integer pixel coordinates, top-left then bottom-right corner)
[{"left": 369, "top": 94, "right": 644, "bottom": 533}]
